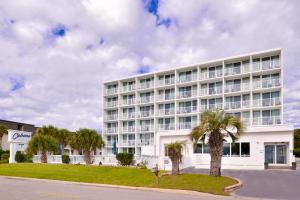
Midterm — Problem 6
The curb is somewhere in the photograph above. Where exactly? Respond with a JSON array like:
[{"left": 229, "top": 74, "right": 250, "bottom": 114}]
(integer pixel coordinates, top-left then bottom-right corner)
[
  {"left": 0, "top": 175, "right": 232, "bottom": 198},
  {"left": 223, "top": 176, "right": 243, "bottom": 193}
]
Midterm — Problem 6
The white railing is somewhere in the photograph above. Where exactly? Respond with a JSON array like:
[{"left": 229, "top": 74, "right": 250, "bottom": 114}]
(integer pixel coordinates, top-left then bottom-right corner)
[
  {"left": 139, "top": 96, "right": 154, "bottom": 104},
  {"left": 225, "top": 84, "right": 241, "bottom": 93},
  {"left": 157, "top": 93, "right": 175, "bottom": 101},
  {"left": 178, "top": 74, "right": 197, "bottom": 83},
  {"left": 224, "top": 67, "right": 241, "bottom": 76},
  {"left": 208, "top": 70, "right": 223, "bottom": 79},
  {"left": 208, "top": 103, "right": 223, "bottom": 110},
  {"left": 105, "top": 114, "right": 118, "bottom": 121},
  {"left": 69, "top": 155, "right": 85, "bottom": 164},
  {"left": 139, "top": 110, "right": 154, "bottom": 118},
  {"left": 122, "top": 126, "right": 135, "bottom": 133},
  {"left": 177, "top": 106, "right": 197, "bottom": 114},
  {"left": 122, "top": 85, "right": 135, "bottom": 92},
  {"left": 200, "top": 105, "right": 208, "bottom": 111},
  {"left": 253, "top": 59, "right": 280, "bottom": 71},
  {"left": 106, "top": 101, "right": 118, "bottom": 108},
  {"left": 121, "top": 112, "right": 135, "bottom": 119},
  {"left": 242, "top": 63, "right": 250, "bottom": 73},
  {"left": 136, "top": 139, "right": 154, "bottom": 146},
  {"left": 253, "top": 79, "right": 280, "bottom": 89},
  {"left": 105, "top": 88, "right": 118, "bottom": 95},
  {"left": 122, "top": 98, "right": 135, "bottom": 106},
  {"left": 104, "top": 128, "right": 118, "bottom": 134},
  {"left": 253, "top": 97, "right": 281, "bottom": 107},
  {"left": 157, "top": 78, "right": 175, "bottom": 86},
  {"left": 158, "top": 109, "right": 175, "bottom": 116},
  {"left": 253, "top": 116, "right": 281, "bottom": 125},
  {"left": 178, "top": 122, "right": 197, "bottom": 130},
  {"left": 139, "top": 82, "right": 154, "bottom": 90},
  {"left": 137, "top": 125, "right": 154, "bottom": 132},
  {"left": 208, "top": 87, "right": 222, "bottom": 95},
  {"left": 200, "top": 72, "right": 208, "bottom": 80},
  {"left": 225, "top": 101, "right": 249, "bottom": 110},
  {"left": 200, "top": 88, "right": 208, "bottom": 96},
  {"left": 178, "top": 90, "right": 197, "bottom": 99},
  {"left": 158, "top": 123, "right": 175, "bottom": 130},
  {"left": 120, "top": 140, "right": 135, "bottom": 147},
  {"left": 242, "top": 118, "right": 250, "bottom": 126},
  {"left": 105, "top": 140, "right": 116, "bottom": 147}
]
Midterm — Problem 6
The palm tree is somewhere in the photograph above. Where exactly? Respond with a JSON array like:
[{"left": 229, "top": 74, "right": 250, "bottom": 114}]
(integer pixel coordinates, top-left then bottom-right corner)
[
  {"left": 167, "top": 141, "right": 184, "bottom": 175},
  {"left": 0, "top": 124, "right": 8, "bottom": 149},
  {"left": 190, "top": 110, "right": 244, "bottom": 176},
  {"left": 69, "top": 128, "right": 104, "bottom": 165},
  {"left": 57, "top": 129, "right": 71, "bottom": 155},
  {"left": 27, "top": 135, "right": 58, "bottom": 163}
]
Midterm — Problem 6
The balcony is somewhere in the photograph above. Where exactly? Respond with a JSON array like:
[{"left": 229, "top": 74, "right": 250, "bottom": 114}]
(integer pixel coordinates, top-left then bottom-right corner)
[
  {"left": 253, "top": 116, "right": 281, "bottom": 125},
  {"left": 242, "top": 118, "right": 250, "bottom": 126},
  {"left": 157, "top": 93, "right": 175, "bottom": 101},
  {"left": 178, "top": 122, "right": 197, "bottom": 130},
  {"left": 253, "top": 59, "right": 280, "bottom": 72},
  {"left": 158, "top": 109, "right": 175, "bottom": 116},
  {"left": 121, "top": 112, "right": 135, "bottom": 120},
  {"left": 136, "top": 139, "right": 154, "bottom": 146},
  {"left": 178, "top": 90, "right": 197, "bottom": 99},
  {"left": 208, "top": 70, "right": 223, "bottom": 79},
  {"left": 200, "top": 72, "right": 208, "bottom": 80},
  {"left": 178, "top": 74, "right": 197, "bottom": 83},
  {"left": 158, "top": 123, "right": 175, "bottom": 131},
  {"left": 225, "top": 83, "right": 249, "bottom": 93},
  {"left": 105, "top": 88, "right": 118, "bottom": 95},
  {"left": 253, "top": 79, "right": 280, "bottom": 90},
  {"left": 122, "top": 85, "right": 135, "bottom": 93},
  {"left": 106, "top": 101, "right": 118, "bottom": 108},
  {"left": 225, "top": 101, "right": 241, "bottom": 110},
  {"left": 122, "top": 126, "right": 135, "bottom": 133},
  {"left": 224, "top": 67, "right": 241, "bottom": 76},
  {"left": 104, "top": 128, "right": 118, "bottom": 134},
  {"left": 139, "top": 82, "right": 154, "bottom": 90},
  {"left": 139, "top": 96, "right": 154, "bottom": 104},
  {"left": 122, "top": 98, "right": 135, "bottom": 106},
  {"left": 157, "top": 78, "right": 175, "bottom": 86},
  {"left": 200, "top": 88, "right": 208, "bottom": 96},
  {"left": 138, "top": 110, "right": 154, "bottom": 118},
  {"left": 105, "top": 140, "right": 115, "bottom": 147},
  {"left": 105, "top": 114, "right": 118, "bottom": 121},
  {"left": 208, "top": 87, "right": 222, "bottom": 95},
  {"left": 137, "top": 125, "right": 154, "bottom": 132},
  {"left": 177, "top": 106, "right": 197, "bottom": 114},
  {"left": 208, "top": 103, "right": 223, "bottom": 110},
  {"left": 120, "top": 140, "right": 135, "bottom": 147},
  {"left": 253, "top": 97, "right": 281, "bottom": 108}
]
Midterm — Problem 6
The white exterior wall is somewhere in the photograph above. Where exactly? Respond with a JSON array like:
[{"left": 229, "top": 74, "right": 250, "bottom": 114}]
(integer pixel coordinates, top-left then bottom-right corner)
[{"left": 102, "top": 48, "right": 295, "bottom": 170}]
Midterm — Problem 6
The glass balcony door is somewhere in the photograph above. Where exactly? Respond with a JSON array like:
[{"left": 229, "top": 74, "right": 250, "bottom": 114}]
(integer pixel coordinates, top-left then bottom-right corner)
[{"left": 265, "top": 144, "right": 287, "bottom": 164}]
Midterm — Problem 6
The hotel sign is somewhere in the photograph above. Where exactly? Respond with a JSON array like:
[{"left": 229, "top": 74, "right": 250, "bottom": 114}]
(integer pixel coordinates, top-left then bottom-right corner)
[{"left": 8, "top": 130, "right": 32, "bottom": 143}]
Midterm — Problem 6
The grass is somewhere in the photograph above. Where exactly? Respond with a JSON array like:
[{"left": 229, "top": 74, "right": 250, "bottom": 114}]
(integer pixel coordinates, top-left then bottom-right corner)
[{"left": 0, "top": 163, "right": 237, "bottom": 196}]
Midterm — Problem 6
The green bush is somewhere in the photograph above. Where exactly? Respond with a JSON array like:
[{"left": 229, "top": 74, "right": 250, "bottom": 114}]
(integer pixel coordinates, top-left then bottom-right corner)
[
  {"left": 15, "top": 151, "right": 26, "bottom": 163},
  {"left": 293, "top": 148, "right": 300, "bottom": 157},
  {"left": 62, "top": 155, "right": 70, "bottom": 164},
  {"left": 0, "top": 149, "right": 9, "bottom": 158},
  {"left": 0, "top": 153, "right": 9, "bottom": 164},
  {"left": 116, "top": 153, "right": 134, "bottom": 166}
]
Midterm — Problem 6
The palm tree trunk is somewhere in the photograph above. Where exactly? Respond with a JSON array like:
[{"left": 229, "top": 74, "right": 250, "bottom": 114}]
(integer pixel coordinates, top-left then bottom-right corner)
[
  {"left": 41, "top": 151, "right": 47, "bottom": 163},
  {"left": 171, "top": 158, "right": 180, "bottom": 175},
  {"left": 84, "top": 150, "right": 92, "bottom": 165},
  {"left": 209, "top": 132, "right": 223, "bottom": 176}
]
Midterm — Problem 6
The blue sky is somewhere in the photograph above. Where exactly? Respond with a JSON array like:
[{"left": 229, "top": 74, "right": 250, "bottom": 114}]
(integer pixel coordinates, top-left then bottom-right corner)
[{"left": 0, "top": 0, "right": 299, "bottom": 131}]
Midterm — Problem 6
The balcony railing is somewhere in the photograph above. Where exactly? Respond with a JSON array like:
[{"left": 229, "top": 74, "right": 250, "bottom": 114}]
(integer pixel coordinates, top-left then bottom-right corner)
[
  {"left": 121, "top": 112, "right": 135, "bottom": 119},
  {"left": 120, "top": 140, "right": 135, "bottom": 147},
  {"left": 178, "top": 90, "right": 197, "bottom": 99},
  {"left": 122, "top": 98, "right": 135, "bottom": 106},
  {"left": 105, "top": 114, "right": 118, "bottom": 121},
  {"left": 157, "top": 78, "right": 175, "bottom": 86},
  {"left": 157, "top": 93, "right": 175, "bottom": 101},
  {"left": 158, "top": 123, "right": 175, "bottom": 131},
  {"left": 158, "top": 109, "right": 175, "bottom": 116},
  {"left": 136, "top": 139, "right": 154, "bottom": 146},
  {"left": 200, "top": 88, "right": 208, "bottom": 96},
  {"left": 253, "top": 116, "right": 281, "bottom": 125},
  {"left": 106, "top": 101, "right": 118, "bottom": 108},
  {"left": 139, "top": 82, "right": 154, "bottom": 90},
  {"left": 253, "top": 97, "right": 281, "bottom": 107},
  {"left": 178, "top": 74, "right": 197, "bottom": 83},
  {"left": 122, "top": 126, "right": 135, "bottom": 133},
  {"left": 178, "top": 122, "right": 197, "bottom": 130},
  {"left": 200, "top": 72, "right": 208, "bottom": 80},
  {"left": 208, "top": 70, "right": 223, "bottom": 79},
  {"left": 104, "top": 128, "right": 118, "bottom": 134},
  {"left": 224, "top": 68, "right": 241, "bottom": 76},
  {"left": 208, "top": 103, "right": 223, "bottom": 110},
  {"left": 138, "top": 110, "right": 154, "bottom": 118},
  {"left": 177, "top": 106, "right": 197, "bottom": 114},
  {"left": 242, "top": 118, "right": 250, "bottom": 126},
  {"left": 122, "top": 85, "right": 135, "bottom": 92},
  {"left": 208, "top": 87, "right": 222, "bottom": 95},
  {"left": 253, "top": 60, "right": 280, "bottom": 72},
  {"left": 253, "top": 78, "right": 280, "bottom": 89},
  {"left": 139, "top": 96, "right": 154, "bottom": 104},
  {"left": 225, "top": 101, "right": 250, "bottom": 110},
  {"left": 105, "top": 88, "right": 118, "bottom": 95},
  {"left": 137, "top": 125, "right": 154, "bottom": 132}
]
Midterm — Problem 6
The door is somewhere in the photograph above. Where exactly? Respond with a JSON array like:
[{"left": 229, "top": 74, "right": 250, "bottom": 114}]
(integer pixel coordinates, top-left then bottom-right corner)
[
  {"left": 265, "top": 144, "right": 287, "bottom": 164},
  {"left": 265, "top": 145, "right": 275, "bottom": 164}
]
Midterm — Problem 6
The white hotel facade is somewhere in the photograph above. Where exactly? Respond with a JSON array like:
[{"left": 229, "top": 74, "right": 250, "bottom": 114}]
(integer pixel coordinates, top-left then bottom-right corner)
[{"left": 102, "top": 49, "right": 294, "bottom": 170}]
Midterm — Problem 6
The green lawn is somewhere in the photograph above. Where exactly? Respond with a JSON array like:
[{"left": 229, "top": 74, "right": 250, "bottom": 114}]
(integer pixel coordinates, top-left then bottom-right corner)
[{"left": 0, "top": 163, "right": 236, "bottom": 195}]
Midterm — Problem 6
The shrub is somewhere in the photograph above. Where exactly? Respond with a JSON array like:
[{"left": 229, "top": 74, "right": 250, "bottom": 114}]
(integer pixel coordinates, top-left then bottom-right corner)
[
  {"left": 15, "top": 151, "right": 26, "bottom": 163},
  {"left": 0, "top": 153, "right": 9, "bottom": 164},
  {"left": 293, "top": 148, "right": 300, "bottom": 157},
  {"left": 116, "top": 153, "right": 134, "bottom": 166},
  {"left": 62, "top": 155, "right": 70, "bottom": 164},
  {"left": 0, "top": 149, "right": 9, "bottom": 158}
]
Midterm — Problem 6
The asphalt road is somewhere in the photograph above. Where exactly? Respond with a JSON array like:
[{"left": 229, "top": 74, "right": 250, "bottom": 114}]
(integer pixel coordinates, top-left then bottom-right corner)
[
  {"left": 183, "top": 164, "right": 300, "bottom": 200},
  {"left": 0, "top": 176, "right": 257, "bottom": 200}
]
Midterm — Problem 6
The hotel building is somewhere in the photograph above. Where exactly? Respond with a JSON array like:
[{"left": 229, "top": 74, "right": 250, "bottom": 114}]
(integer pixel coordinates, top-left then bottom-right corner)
[{"left": 102, "top": 49, "right": 294, "bottom": 170}]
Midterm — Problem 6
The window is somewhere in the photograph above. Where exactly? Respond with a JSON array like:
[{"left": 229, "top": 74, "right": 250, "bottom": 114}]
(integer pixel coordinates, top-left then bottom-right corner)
[
  {"left": 194, "top": 143, "right": 202, "bottom": 154},
  {"left": 17, "top": 124, "right": 23, "bottom": 131},
  {"left": 231, "top": 143, "right": 240, "bottom": 156},
  {"left": 223, "top": 143, "right": 230, "bottom": 156},
  {"left": 241, "top": 143, "right": 250, "bottom": 156},
  {"left": 164, "top": 145, "right": 169, "bottom": 156},
  {"left": 203, "top": 144, "right": 210, "bottom": 154}
]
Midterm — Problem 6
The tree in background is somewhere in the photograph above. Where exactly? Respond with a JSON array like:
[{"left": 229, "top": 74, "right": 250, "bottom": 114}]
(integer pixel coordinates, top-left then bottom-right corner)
[
  {"left": 69, "top": 128, "right": 104, "bottom": 164},
  {"left": 0, "top": 124, "right": 8, "bottom": 149},
  {"left": 190, "top": 110, "right": 244, "bottom": 176},
  {"left": 167, "top": 142, "right": 184, "bottom": 175},
  {"left": 27, "top": 135, "right": 58, "bottom": 163}
]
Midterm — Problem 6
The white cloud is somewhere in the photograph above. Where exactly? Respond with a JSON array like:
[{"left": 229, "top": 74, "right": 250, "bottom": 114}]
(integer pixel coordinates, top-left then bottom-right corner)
[{"left": 0, "top": 0, "right": 299, "bottom": 130}]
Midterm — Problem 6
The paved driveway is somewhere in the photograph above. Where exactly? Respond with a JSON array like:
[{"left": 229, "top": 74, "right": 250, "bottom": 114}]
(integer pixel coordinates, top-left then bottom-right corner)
[{"left": 183, "top": 163, "right": 300, "bottom": 200}]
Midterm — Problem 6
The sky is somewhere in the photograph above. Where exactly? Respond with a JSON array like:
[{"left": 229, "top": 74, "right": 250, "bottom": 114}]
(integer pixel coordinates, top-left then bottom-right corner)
[{"left": 0, "top": 0, "right": 299, "bottom": 131}]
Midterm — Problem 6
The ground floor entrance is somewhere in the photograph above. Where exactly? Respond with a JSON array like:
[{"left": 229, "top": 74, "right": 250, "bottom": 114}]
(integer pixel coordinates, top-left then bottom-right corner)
[{"left": 265, "top": 143, "right": 288, "bottom": 165}]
